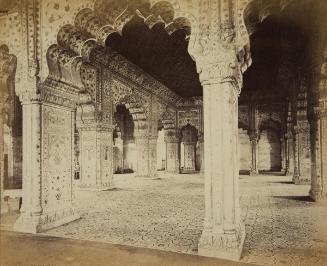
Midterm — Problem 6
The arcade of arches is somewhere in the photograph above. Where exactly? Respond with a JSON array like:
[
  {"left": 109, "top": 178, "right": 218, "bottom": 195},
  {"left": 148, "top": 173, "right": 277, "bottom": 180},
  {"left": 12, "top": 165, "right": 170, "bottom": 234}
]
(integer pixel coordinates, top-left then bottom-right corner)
[{"left": 1, "top": 0, "right": 327, "bottom": 263}]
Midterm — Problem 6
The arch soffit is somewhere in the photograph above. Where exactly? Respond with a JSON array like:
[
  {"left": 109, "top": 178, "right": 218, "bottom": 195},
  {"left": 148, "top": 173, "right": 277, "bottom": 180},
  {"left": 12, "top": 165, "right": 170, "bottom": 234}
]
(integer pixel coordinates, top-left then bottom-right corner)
[{"left": 45, "top": 0, "right": 195, "bottom": 104}]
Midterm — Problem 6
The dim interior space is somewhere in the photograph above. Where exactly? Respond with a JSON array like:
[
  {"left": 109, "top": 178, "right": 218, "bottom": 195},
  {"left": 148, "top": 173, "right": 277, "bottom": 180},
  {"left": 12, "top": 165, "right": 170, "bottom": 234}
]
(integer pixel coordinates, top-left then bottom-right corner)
[{"left": 1, "top": 0, "right": 327, "bottom": 265}]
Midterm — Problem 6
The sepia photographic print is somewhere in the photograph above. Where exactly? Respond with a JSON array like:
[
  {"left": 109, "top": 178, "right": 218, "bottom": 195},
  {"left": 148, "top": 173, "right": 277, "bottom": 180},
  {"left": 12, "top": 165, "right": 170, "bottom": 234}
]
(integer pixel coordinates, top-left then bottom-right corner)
[{"left": 0, "top": 0, "right": 327, "bottom": 265}]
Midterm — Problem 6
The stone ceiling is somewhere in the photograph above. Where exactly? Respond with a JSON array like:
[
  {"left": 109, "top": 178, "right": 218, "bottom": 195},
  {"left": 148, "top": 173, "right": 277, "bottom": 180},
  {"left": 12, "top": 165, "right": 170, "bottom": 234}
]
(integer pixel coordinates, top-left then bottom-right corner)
[
  {"left": 105, "top": 15, "right": 202, "bottom": 98},
  {"left": 105, "top": 1, "right": 323, "bottom": 100}
]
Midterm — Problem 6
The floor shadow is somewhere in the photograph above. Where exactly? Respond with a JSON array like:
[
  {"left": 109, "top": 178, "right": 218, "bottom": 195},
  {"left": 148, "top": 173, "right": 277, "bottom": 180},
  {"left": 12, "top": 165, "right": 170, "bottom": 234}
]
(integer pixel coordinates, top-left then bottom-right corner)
[
  {"left": 239, "top": 170, "right": 250, "bottom": 175},
  {"left": 273, "top": 195, "right": 314, "bottom": 202},
  {"left": 259, "top": 171, "right": 284, "bottom": 176},
  {"left": 270, "top": 181, "right": 294, "bottom": 184}
]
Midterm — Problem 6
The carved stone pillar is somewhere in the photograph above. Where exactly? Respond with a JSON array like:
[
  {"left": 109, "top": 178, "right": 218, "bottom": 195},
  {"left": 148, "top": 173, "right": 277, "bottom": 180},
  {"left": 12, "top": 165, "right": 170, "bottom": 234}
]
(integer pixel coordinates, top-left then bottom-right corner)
[
  {"left": 14, "top": 95, "right": 79, "bottom": 233},
  {"left": 309, "top": 106, "right": 327, "bottom": 201},
  {"left": 195, "top": 52, "right": 245, "bottom": 260},
  {"left": 309, "top": 48, "right": 327, "bottom": 201},
  {"left": 135, "top": 134, "right": 158, "bottom": 177},
  {"left": 293, "top": 124, "right": 311, "bottom": 185},
  {"left": 280, "top": 136, "right": 287, "bottom": 173},
  {"left": 198, "top": 132, "right": 204, "bottom": 175},
  {"left": 164, "top": 133, "right": 180, "bottom": 174},
  {"left": 285, "top": 133, "right": 295, "bottom": 176},
  {"left": 292, "top": 129, "right": 300, "bottom": 182},
  {"left": 249, "top": 131, "right": 259, "bottom": 175},
  {"left": 78, "top": 126, "right": 115, "bottom": 190}
]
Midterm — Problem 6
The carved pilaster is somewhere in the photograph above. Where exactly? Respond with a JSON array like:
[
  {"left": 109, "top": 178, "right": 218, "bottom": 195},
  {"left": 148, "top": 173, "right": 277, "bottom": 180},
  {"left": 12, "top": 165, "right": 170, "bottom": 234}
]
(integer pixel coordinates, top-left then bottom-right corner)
[
  {"left": 135, "top": 134, "right": 158, "bottom": 178},
  {"left": 76, "top": 105, "right": 115, "bottom": 191},
  {"left": 164, "top": 132, "right": 180, "bottom": 174},
  {"left": 14, "top": 95, "right": 80, "bottom": 233}
]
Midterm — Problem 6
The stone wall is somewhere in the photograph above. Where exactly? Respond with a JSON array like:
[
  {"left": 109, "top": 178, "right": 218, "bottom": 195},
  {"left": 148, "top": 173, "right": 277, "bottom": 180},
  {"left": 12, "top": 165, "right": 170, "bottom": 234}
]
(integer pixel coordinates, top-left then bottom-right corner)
[{"left": 258, "top": 129, "right": 282, "bottom": 171}]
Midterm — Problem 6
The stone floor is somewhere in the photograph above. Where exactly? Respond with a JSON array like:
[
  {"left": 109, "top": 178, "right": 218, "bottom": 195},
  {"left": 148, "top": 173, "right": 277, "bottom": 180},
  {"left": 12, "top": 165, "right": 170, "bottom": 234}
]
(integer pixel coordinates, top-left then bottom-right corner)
[{"left": 2, "top": 173, "right": 327, "bottom": 265}]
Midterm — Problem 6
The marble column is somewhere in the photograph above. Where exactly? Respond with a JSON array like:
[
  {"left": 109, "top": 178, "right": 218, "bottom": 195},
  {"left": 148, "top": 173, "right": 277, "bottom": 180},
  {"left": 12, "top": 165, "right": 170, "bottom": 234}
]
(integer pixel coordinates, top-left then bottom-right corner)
[
  {"left": 78, "top": 126, "right": 115, "bottom": 190},
  {"left": 285, "top": 133, "right": 294, "bottom": 175},
  {"left": 293, "top": 125, "right": 311, "bottom": 185},
  {"left": 196, "top": 56, "right": 245, "bottom": 261},
  {"left": 164, "top": 134, "right": 180, "bottom": 173},
  {"left": 280, "top": 136, "right": 287, "bottom": 174},
  {"left": 249, "top": 131, "right": 259, "bottom": 175},
  {"left": 309, "top": 107, "right": 327, "bottom": 201},
  {"left": 198, "top": 133, "right": 204, "bottom": 175},
  {"left": 292, "top": 129, "right": 300, "bottom": 183},
  {"left": 135, "top": 134, "right": 158, "bottom": 177},
  {"left": 309, "top": 49, "right": 327, "bottom": 201},
  {"left": 14, "top": 99, "right": 79, "bottom": 233}
]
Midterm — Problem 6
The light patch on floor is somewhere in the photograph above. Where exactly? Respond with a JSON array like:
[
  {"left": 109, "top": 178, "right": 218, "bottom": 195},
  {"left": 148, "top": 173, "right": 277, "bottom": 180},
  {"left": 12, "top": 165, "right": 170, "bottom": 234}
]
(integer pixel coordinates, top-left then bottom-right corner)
[{"left": 2, "top": 173, "right": 327, "bottom": 265}]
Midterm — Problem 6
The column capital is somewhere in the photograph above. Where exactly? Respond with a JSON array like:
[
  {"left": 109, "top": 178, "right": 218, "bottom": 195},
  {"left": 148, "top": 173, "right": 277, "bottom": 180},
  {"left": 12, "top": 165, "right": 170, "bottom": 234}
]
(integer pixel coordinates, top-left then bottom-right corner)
[{"left": 195, "top": 54, "right": 242, "bottom": 93}]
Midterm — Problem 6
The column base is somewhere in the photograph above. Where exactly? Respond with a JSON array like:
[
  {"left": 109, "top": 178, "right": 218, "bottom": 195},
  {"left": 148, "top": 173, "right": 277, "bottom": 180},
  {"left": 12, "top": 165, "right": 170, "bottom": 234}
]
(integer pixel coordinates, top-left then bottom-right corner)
[
  {"left": 309, "top": 188, "right": 327, "bottom": 202},
  {"left": 14, "top": 207, "right": 80, "bottom": 234},
  {"left": 293, "top": 175, "right": 311, "bottom": 185},
  {"left": 198, "top": 224, "right": 245, "bottom": 261},
  {"left": 249, "top": 170, "right": 259, "bottom": 176}
]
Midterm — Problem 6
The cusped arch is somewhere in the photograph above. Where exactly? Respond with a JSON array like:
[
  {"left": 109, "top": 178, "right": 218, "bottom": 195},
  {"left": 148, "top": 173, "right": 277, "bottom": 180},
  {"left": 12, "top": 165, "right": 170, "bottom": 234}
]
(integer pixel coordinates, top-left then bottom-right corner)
[{"left": 46, "top": 0, "right": 197, "bottom": 110}]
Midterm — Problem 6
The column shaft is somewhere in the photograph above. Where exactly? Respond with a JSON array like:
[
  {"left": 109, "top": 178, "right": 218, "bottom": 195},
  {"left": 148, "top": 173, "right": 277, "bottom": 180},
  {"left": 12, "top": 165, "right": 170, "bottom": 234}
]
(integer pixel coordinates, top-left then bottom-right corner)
[{"left": 198, "top": 81, "right": 245, "bottom": 260}]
